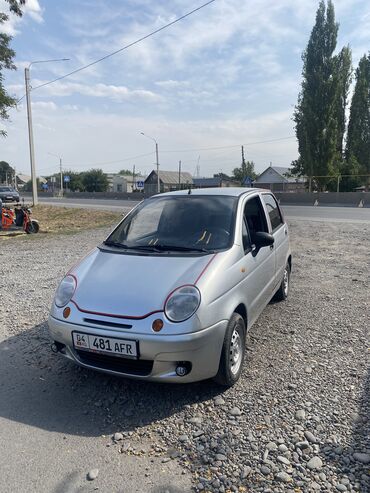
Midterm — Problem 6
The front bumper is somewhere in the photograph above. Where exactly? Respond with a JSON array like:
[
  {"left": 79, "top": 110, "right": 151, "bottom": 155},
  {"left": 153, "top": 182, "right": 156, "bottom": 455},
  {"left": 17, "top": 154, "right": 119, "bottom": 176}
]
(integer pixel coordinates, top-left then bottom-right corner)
[{"left": 48, "top": 316, "right": 228, "bottom": 383}]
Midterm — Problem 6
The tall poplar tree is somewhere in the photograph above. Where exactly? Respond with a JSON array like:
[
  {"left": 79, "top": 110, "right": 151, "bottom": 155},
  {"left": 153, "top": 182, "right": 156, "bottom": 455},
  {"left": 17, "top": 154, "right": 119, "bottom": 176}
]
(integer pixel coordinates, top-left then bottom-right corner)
[
  {"left": 293, "top": 1, "right": 352, "bottom": 190},
  {"left": 346, "top": 54, "right": 370, "bottom": 180}
]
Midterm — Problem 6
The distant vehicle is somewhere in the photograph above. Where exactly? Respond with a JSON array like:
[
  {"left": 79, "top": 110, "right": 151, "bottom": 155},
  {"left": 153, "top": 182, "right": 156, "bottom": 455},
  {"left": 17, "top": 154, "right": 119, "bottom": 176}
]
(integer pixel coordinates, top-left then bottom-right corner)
[
  {"left": 49, "top": 188, "right": 291, "bottom": 387},
  {"left": 0, "top": 186, "right": 20, "bottom": 203}
]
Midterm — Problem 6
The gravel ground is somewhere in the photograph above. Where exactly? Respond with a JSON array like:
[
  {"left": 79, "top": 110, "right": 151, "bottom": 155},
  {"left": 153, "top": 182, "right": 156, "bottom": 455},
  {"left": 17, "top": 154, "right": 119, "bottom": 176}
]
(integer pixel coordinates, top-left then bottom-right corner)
[{"left": 0, "top": 220, "right": 369, "bottom": 493}]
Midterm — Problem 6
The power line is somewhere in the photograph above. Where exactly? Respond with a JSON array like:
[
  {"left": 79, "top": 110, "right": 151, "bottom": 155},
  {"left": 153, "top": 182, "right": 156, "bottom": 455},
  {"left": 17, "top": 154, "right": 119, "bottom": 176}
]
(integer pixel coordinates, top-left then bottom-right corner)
[
  {"left": 63, "top": 151, "right": 155, "bottom": 168},
  {"left": 161, "top": 136, "right": 296, "bottom": 153},
  {"left": 29, "top": 0, "right": 217, "bottom": 94}
]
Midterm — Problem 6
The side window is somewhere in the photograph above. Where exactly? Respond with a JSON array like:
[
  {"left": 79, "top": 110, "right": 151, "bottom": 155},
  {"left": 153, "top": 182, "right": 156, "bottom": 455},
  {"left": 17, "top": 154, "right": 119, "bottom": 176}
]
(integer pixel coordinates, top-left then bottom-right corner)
[
  {"left": 243, "top": 196, "right": 268, "bottom": 242},
  {"left": 262, "top": 194, "right": 284, "bottom": 231}
]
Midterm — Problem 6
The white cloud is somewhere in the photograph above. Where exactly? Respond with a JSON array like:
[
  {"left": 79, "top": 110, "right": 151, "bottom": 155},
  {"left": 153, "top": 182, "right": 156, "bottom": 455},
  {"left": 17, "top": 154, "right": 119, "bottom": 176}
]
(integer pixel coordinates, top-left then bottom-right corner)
[
  {"left": 8, "top": 80, "right": 163, "bottom": 103},
  {"left": 0, "top": 0, "right": 43, "bottom": 35},
  {"left": 155, "top": 79, "right": 190, "bottom": 89},
  {"left": 31, "top": 101, "right": 57, "bottom": 111}
]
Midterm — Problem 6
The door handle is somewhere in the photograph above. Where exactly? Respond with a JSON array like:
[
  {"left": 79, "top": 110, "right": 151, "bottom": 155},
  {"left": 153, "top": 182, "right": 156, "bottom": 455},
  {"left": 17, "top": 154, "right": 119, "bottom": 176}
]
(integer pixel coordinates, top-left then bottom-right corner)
[{"left": 284, "top": 229, "right": 288, "bottom": 236}]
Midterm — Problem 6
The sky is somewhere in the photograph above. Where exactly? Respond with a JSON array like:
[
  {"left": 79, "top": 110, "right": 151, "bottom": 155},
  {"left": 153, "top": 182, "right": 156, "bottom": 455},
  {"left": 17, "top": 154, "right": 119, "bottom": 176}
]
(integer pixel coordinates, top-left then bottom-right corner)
[{"left": 0, "top": 0, "right": 369, "bottom": 179}]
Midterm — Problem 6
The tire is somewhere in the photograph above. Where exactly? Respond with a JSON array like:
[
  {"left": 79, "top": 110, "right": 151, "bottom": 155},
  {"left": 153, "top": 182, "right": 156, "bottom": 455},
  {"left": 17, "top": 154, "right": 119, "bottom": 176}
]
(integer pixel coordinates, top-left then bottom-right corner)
[
  {"left": 214, "top": 313, "right": 246, "bottom": 387},
  {"left": 26, "top": 220, "right": 39, "bottom": 234},
  {"left": 274, "top": 261, "right": 290, "bottom": 301}
]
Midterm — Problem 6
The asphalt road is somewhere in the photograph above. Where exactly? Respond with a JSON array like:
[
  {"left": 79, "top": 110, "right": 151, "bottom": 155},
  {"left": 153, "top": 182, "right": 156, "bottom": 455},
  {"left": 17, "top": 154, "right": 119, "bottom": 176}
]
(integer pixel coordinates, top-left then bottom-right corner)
[{"left": 32, "top": 196, "right": 370, "bottom": 223}]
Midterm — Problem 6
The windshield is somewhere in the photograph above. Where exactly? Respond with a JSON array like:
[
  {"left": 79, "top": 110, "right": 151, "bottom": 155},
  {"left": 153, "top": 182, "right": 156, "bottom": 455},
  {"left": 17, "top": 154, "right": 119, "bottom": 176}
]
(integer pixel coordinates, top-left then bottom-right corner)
[
  {"left": 0, "top": 187, "right": 12, "bottom": 192},
  {"left": 106, "top": 195, "right": 238, "bottom": 253}
]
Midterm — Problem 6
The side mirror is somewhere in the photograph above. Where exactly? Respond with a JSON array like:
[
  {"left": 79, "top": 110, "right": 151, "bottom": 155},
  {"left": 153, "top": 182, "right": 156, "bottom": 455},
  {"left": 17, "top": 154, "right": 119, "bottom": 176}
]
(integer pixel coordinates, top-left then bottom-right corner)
[{"left": 252, "top": 232, "right": 274, "bottom": 250}]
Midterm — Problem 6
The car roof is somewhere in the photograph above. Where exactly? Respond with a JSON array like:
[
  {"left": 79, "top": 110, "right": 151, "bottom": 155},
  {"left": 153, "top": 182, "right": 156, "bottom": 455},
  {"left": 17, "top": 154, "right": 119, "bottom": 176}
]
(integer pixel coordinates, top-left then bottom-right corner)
[{"left": 157, "top": 187, "right": 264, "bottom": 198}]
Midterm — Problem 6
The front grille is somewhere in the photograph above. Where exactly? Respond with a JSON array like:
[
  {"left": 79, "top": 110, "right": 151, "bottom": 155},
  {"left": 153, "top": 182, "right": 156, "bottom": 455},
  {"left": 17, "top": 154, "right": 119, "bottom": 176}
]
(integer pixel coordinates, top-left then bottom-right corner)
[
  {"left": 83, "top": 318, "right": 132, "bottom": 329},
  {"left": 75, "top": 350, "right": 153, "bottom": 376}
]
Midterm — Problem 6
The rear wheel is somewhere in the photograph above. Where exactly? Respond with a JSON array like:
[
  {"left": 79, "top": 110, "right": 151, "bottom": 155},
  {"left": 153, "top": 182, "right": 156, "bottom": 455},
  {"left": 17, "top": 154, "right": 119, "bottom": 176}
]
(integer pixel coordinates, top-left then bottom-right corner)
[
  {"left": 214, "top": 313, "right": 246, "bottom": 387},
  {"left": 274, "top": 262, "right": 290, "bottom": 301},
  {"left": 26, "top": 220, "right": 39, "bottom": 234}
]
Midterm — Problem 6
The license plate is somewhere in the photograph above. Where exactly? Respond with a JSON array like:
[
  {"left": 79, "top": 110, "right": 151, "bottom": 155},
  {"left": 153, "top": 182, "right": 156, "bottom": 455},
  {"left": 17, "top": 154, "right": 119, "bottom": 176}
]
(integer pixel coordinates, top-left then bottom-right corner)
[{"left": 72, "top": 332, "right": 138, "bottom": 358}]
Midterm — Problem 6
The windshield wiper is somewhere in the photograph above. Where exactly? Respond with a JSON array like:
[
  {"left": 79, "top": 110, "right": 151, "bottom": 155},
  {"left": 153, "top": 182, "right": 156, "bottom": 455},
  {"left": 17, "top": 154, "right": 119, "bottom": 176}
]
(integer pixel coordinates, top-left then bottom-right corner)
[
  {"left": 135, "top": 244, "right": 210, "bottom": 253},
  {"left": 103, "top": 240, "right": 131, "bottom": 249},
  {"left": 103, "top": 241, "right": 210, "bottom": 253}
]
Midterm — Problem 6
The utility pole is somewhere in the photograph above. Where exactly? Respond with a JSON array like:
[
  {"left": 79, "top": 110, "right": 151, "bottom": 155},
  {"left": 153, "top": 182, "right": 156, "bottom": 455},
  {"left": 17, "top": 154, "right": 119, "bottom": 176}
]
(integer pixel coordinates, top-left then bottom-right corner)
[
  {"left": 155, "top": 141, "right": 160, "bottom": 193},
  {"left": 140, "top": 132, "right": 160, "bottom": 194},
  {"left": 196, "top": 155, "right": 201, "bottom": 178},
  {"left": 241, "top": 145, "right": 246, "bottom": 166},
  {"left": 24, "top": 58, "right": 69, "bottom": 206},
  {"left": 59, "top": 157, "right": 63, "bottom": 197},
  {"left": 132, "top": 164, "right": 136, "bottom": 192},
  {"left": 178, "top": 160, "right": 181, "bottom": 188},
  {"left": 25, "top": 66, "right": 38, "bottom": 206},
  {"left": 241, "top": 145, "right": 247, "bottom": 183}
]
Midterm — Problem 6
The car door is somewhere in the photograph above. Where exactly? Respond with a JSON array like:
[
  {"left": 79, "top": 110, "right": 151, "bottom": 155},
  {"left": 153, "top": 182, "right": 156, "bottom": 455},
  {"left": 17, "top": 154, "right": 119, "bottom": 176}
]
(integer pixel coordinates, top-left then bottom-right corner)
[
  {"left": 239, "top": 194, "right": 276, "bottom": 324},
  {"left": 261, "top": 193, "right": 289, "bottom": 289}
]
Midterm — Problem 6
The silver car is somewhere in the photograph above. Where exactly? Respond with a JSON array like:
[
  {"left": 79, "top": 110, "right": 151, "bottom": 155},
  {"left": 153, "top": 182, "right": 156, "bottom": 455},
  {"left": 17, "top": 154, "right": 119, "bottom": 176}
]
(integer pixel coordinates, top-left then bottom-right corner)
[{"left": 48, "top": 188, "right": 291, "bottom": 386}]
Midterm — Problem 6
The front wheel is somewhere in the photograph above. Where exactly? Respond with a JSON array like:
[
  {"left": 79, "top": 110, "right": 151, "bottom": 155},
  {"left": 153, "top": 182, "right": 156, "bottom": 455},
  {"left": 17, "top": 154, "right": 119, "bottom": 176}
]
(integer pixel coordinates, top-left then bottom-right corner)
[
  {"left": 26, "top": 220, "right": 39, "bottom": 234},
  {"left": 274, "top": 262, "right": 290, "bottom": 301},
  {"left": 214, "top": 313, "right": 246, "bottom": 387}
]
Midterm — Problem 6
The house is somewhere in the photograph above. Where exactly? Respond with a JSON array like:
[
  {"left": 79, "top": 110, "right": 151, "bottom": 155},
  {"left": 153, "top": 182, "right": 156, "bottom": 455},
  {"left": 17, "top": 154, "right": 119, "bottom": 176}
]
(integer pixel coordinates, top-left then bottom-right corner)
[
  {"left": 144, "top": 170, "right": 193, "bottom": 195},
  {"left": 193, "top": 176, "right": 240, "bottom": 188},
  {"left": 16, "top": 173, "right": 31, "bottom": 189},
  {"left": 254, "top": 165, "right": 306, "bottom": 192},
  {"left": 125, "top": 174, "right": 146, "bottom": 193},
  {"left": 112, "top": 175, "right": 127, "bottom": 193}
]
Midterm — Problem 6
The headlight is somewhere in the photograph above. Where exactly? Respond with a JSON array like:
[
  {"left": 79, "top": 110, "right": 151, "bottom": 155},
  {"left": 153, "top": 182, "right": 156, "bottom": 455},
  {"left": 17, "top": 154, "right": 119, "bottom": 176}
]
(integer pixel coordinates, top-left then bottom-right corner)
[
  {"left": 165, "top": 285, "right": 201, "bottom": 322},
  {"left": 55, "top": 275, "right": 76, "bottom": 307}
]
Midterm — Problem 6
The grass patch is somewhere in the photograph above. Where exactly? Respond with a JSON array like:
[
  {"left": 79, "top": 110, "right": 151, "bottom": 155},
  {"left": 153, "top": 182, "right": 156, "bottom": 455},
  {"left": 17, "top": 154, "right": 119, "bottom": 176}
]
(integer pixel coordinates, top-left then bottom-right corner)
[{"left": 30, "top": 205, "right": 122, "bottom": 234}]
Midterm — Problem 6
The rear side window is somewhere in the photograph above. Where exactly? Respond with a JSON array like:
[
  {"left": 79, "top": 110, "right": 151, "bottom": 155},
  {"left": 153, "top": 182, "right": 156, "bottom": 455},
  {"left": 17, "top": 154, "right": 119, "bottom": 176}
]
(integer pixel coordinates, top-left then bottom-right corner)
[{"left": 262, "top": 194, "right": 284, "bottom": 231}]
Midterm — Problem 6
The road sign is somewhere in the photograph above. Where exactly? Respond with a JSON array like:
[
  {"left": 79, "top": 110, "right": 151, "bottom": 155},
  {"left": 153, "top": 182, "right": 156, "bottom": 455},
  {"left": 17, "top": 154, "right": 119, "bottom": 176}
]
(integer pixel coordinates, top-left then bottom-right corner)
[
  {"left": 136, "top": 180, "right": 144, "bottom": 189},
  {"left": 64, "top": 175, "right": 70, "bottom": 183},
  {"left": 244, "top": 176, "right": 253, "bottom": 187}
]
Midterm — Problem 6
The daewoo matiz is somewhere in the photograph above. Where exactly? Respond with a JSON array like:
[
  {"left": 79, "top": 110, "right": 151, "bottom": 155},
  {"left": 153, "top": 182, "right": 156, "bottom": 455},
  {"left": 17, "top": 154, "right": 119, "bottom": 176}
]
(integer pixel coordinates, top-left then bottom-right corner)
[{"left": 48, "top": 188, "right": 291, "bottom": 386}]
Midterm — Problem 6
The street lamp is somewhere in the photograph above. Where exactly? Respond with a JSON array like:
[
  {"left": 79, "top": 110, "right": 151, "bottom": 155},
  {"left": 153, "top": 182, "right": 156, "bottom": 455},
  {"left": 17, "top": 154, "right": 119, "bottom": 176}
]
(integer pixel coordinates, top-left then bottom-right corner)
[
  {"left": 48, "top": 152, "right": 63, "bottom": 197},
  {"left": 141, "top": 132, "right": 160, "bottom": 193},
  {"left": 25, "top": 58, "right": 69, "bottom": 206}
]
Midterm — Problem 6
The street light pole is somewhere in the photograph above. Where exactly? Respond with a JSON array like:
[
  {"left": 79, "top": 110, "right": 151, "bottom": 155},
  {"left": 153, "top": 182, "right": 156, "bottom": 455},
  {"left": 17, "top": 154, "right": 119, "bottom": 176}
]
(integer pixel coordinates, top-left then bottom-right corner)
[
  {"left": 24, "top": 58, "right": 69, "bottom": 206},
  {"left": 25, "top": 66, "right": 37, "bottom": 205},
  {"left": 60, "top": 157, "right": 63, "bottom": 197},
  {"left": 48, "top": 152, "right": 63, "bottom": 196},
  {"left": 141, "top": 132, "right": 160, "bottom": 193}
]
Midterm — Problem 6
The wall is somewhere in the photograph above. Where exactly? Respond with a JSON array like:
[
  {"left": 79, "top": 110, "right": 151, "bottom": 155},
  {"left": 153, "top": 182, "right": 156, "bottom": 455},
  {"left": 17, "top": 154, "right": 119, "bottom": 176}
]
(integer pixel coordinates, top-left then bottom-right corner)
[{"left": 275, "top": 192, "right": 370, "bottom": 207}]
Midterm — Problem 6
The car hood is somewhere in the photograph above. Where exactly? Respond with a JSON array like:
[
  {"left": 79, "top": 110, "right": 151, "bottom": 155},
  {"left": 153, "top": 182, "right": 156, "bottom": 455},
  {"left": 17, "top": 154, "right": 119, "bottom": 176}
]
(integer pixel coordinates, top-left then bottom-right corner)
[{"left": 71, "top": 248, "right": 214, "bottom": 318}]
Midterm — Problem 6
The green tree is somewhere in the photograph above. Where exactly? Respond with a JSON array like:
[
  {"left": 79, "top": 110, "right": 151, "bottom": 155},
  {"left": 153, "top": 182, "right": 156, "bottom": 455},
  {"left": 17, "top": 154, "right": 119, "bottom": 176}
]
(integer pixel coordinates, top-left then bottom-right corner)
[
  {"left": 24, "top": 178, "right": 43, "bottom": 192},
  {"left": 334, "top": 46, "right": 352, "bottom": 157},
  {"left": 0, "top": 0, "right": 25, "bottom": 136},
  {"left": 61, "top": 170, "right": 85, "bottom": 192},
  {"left": 293, "top": 1, "right": 352, "bottom": 190},
  {"left": 81, "top": 169, "right": 109, "bottom": 192},
  {"left": 346, "top": 54, "right": 370, "bottom": 183},
  {"left": 0, "top": 160, "right": 14, "bottom": 182},
  {"left": 232, "top": 161, "right": 257, "bottom": 184},
  {"left": 118, "top": 169, "right": 133, "bottom": 175}
]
